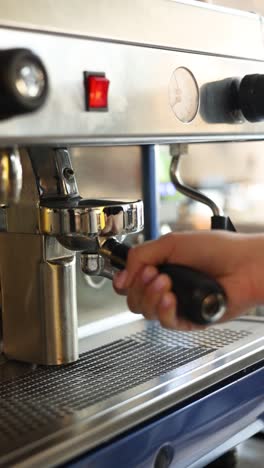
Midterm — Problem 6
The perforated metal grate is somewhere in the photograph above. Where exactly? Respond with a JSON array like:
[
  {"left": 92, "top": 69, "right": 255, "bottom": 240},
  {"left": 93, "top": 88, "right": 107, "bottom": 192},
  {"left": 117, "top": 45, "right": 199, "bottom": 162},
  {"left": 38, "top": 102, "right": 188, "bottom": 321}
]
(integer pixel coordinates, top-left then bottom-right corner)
[
  {"left": 137, "top": 324, "right": 251, "bottom": 349},
  {"left": 0, "top": 324, "right": 251, "bottom": 450}
]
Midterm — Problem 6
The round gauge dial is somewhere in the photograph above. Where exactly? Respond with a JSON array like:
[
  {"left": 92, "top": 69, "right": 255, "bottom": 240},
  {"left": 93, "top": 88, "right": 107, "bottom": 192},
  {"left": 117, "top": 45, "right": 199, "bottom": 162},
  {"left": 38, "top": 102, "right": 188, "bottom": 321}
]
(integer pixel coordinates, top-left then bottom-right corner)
[{"left": 169, "top": 67, "right": 199, "bottom": 123}]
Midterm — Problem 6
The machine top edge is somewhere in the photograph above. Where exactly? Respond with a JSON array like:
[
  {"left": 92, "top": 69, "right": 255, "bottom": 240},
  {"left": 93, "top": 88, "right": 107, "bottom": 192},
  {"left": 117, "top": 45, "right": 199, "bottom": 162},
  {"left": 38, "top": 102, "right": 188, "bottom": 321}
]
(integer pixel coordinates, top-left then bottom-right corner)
[
  {"left": 0, "top": 0, "right": 263, "bottom": 60},
  {"left": 1, "top": 134, "right": 264, "bottom": 147}
]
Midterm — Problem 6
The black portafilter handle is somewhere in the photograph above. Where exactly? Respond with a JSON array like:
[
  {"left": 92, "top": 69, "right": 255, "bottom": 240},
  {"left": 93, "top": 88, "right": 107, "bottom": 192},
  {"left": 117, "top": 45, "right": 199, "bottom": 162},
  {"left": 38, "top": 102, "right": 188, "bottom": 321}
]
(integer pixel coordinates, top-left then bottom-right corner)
[{"left": 102, "top": 238, "right": 227, "bottom": 325}]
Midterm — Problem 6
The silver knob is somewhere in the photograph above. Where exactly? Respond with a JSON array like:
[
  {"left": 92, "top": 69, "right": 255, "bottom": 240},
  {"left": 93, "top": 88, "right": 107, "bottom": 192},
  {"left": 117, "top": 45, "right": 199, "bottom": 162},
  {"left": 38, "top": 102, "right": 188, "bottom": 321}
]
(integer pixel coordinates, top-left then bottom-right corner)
[{"left": 15, "top": 61, "right": 46, "bottom": 99}]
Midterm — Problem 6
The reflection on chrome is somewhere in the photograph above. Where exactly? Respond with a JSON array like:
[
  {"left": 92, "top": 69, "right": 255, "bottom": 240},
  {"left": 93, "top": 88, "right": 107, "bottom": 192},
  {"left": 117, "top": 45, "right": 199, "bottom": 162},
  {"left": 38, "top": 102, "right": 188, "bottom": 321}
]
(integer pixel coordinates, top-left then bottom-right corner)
[{"left": 39, "top": 200, "right": 144, "bottom": 237}]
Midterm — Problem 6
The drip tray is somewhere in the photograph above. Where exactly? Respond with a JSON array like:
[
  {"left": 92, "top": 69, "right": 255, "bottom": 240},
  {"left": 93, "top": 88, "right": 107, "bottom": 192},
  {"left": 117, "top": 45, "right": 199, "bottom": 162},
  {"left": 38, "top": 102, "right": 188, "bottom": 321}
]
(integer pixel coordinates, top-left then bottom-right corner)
[{"left": 0, "top": 317, "right": 263, "bottom": 467}]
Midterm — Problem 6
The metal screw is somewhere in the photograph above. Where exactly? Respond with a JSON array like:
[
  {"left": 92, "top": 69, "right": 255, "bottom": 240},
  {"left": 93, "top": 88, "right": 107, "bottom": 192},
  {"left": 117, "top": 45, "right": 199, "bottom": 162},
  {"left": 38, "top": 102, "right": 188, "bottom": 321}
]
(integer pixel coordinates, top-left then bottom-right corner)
[
  {"left": 63, "top": 167, "right": 75, "bottom": 181},
  {"left": 154, "top": 445, "right": 174, "bottom": 468}
]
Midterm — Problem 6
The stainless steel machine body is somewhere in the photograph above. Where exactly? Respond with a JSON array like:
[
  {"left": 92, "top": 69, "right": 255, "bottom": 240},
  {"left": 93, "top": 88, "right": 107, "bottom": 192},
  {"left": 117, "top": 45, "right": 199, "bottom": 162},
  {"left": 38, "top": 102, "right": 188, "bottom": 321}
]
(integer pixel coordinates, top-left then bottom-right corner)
[
  {"left": 0, "top": 1, "right": 263, "bottom": 466},
  {"left": 0, "top": 317, "right": 263, "bottom": 467},
  {"left": 1, "top": 2, "right": 264, "bottom": 144}
]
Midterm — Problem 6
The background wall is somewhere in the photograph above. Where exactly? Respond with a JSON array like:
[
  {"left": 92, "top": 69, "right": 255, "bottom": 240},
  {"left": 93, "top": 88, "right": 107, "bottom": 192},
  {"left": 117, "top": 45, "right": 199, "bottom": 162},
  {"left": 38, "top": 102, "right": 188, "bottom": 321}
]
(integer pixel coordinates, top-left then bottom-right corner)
[
  {"left": 200, "top": 0, "right": 264, "bottom": 15},
  {"left": 157, "top": 141, "right": 264, "bottom": 230}
]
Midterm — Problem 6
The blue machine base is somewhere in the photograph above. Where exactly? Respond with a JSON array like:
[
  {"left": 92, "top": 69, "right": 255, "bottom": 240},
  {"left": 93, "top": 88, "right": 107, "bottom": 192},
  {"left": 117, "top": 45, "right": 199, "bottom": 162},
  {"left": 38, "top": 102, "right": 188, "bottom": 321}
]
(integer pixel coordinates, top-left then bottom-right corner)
[{"left": 67, "top": 364, "right": 264, "bottom": 468}]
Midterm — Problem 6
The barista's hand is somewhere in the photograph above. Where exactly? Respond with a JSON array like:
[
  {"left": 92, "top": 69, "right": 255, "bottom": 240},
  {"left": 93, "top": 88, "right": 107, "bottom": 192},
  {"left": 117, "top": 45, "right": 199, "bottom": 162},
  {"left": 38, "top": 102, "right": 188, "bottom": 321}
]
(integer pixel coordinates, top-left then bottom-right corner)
[{"left": 113, "top": 231, "right": 264, "bottom": 330}]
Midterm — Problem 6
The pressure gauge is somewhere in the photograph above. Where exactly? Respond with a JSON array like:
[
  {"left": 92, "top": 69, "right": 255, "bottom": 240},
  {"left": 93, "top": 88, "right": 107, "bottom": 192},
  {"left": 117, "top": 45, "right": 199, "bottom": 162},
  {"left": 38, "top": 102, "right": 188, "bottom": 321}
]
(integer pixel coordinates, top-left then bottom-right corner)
[{"left": 169, "top": 67, "right": 199, "bottom": 123}]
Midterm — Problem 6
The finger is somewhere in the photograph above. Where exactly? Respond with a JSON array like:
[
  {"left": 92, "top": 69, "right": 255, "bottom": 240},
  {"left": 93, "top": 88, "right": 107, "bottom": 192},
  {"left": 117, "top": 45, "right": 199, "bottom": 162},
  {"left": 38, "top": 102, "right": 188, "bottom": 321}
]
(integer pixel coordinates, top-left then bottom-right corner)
[
  {"left": 124, "top": 236, "right": 175, "bottom": 288},
  {"left": 112, "top": 283, "right": 127, "bottom": 296},
  {"left": 157, "top": 292, "right": 178, "bottom": 329},
  {"left": 113, "top": 265, "right": 158, "bottom": 293},
  {"left": 127, "top": 266, "right": 158, "bottom": 314},
  {"left": 157, "top": 292, "right": 208, "bottom": 331},
  {"left": 139, "top": 273, "right": 172, "bottom": 319},
  {"left": 174, "top": 318, "right": 207, "bottom": 331},
  {"left": 113, "top": 271, "right": 128, "bottom": 295},
  {"left": 113, "top": 270, "right": 128, "bottom": 294}
]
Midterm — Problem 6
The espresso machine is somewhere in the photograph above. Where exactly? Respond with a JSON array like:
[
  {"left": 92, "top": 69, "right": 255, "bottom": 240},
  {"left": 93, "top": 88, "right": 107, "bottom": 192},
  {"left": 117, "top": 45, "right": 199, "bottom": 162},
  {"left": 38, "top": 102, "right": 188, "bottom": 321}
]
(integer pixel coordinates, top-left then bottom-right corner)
[{"left": 0, "top": 1, "right": 263, "bottom": 467}]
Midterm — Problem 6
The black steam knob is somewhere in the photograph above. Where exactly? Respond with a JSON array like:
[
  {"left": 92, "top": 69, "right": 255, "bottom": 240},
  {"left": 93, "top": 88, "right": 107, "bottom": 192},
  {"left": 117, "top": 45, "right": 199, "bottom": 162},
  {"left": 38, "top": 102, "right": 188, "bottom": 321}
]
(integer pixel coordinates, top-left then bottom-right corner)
[
  {"left": 238, "top": 74, "right": 264, "bottom": 123},
  {"left": 0, "top": 48, "right": 48, "bottom": 119}
]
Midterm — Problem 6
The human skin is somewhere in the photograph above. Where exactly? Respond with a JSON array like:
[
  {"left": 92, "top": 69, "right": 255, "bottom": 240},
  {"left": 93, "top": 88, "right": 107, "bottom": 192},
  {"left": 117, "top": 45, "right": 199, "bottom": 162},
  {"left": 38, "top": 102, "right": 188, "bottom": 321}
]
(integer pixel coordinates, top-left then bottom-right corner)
[{"left": 113, "top": 231, "right": 264, "bottom": 330}]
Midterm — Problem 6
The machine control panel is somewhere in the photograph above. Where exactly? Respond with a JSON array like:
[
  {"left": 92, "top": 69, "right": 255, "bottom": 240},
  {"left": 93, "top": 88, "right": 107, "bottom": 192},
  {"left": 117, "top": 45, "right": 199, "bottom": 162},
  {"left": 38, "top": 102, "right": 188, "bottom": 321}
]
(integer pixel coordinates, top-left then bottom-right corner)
[{"left": 1, "top": 28, "right": 264, "bottom": 144}]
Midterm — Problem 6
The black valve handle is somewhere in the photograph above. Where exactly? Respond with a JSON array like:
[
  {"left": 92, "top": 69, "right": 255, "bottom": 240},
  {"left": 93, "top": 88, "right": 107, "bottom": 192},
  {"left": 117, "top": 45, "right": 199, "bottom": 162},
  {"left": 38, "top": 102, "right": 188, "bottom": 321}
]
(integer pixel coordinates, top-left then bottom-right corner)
[
  {"left": 211, "top": 215, "right": 236, "bottom": 232},
  {"left": 101, "top": 239, "right": 227, "bottom": 325}
]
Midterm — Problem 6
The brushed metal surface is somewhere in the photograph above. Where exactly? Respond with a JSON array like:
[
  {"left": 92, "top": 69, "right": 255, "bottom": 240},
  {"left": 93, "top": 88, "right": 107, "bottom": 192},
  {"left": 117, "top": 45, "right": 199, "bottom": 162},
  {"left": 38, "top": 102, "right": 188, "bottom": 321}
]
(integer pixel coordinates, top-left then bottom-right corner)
[
  {"left": 0, "top": 144, "right": 145, "bottom": 366},
  {"left": 0, "top": 0, "right": 263, "bottom": 59},
  {"left": 41, "top": 255, "right": 78, "bottom": 364},
  {"left": 29, "top": 147, "right": 79, "bottom": 199},
  {"left": 70, "top": 146, "right": 143, "bottom": 202},
  {"left": 1, "top": 29, "right": 264, "bottom": 144},
  {"left": 0, "top": 318, "right": 262, "bottom": 467},
  {"left": 0, "top": 147, "right": 145, "bottom": 365},
  {"left": 0, "top": 147, "right": 22, "bottom": 204},
  {"left": 0, "top": 233, "right": 78, "bottom": 365}
]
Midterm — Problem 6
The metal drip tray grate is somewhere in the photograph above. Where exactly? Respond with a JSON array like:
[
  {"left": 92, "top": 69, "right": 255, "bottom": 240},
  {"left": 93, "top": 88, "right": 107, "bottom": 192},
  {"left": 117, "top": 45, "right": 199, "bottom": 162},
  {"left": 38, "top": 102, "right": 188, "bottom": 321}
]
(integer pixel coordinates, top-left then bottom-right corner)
[
  {"left": 0, "top": 324, "right": 251, "bottom": 448},
  {"left": 133, "top": 324, "right": 250, "bottom": 349}
]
